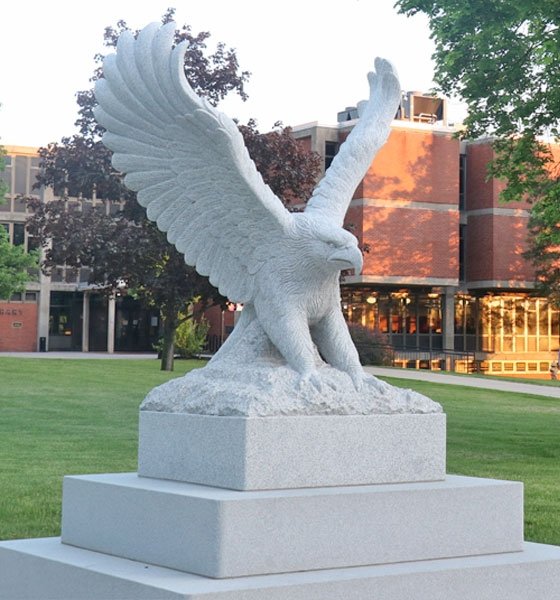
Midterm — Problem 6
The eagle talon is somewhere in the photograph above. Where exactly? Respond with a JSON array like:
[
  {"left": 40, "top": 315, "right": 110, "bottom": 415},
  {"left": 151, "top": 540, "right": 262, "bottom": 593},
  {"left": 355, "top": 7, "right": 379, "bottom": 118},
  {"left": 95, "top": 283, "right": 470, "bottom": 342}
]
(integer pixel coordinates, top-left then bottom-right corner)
[
  {"left": 348, "top": 368, "right": 389, "bottom": 394},
  {"left": 299, "top": 370, "right": 324, "bottom": 393}
]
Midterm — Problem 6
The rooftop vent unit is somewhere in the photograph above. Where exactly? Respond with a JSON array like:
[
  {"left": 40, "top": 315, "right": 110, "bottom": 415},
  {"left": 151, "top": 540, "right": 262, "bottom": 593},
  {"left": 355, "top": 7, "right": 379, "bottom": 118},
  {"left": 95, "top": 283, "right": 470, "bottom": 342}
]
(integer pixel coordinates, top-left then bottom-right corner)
[
  {"left": 337, "top": 92, "right": 447, "bottom": 126},
  {"left": 398, "top": 91, "right": 447, "bottom": 125},
  {"left": 337, "top": 106, "right": 360, "bottom": 122}
]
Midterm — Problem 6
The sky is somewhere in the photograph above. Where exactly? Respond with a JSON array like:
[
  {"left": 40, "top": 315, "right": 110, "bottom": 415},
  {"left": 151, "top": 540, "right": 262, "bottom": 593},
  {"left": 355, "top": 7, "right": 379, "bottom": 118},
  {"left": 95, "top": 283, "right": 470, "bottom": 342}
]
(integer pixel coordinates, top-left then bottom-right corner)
[{"left": 0, "top": 0, "right": 464, "bottom": 148}]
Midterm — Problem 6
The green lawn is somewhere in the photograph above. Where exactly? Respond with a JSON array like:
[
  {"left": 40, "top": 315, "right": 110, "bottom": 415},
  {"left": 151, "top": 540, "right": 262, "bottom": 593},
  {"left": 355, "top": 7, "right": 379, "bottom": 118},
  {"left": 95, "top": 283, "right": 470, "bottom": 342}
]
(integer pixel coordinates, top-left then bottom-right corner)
[
  {"left": 386, "top": 376, "right": 560, "bottom": 545},
  {"left": 0, "top": 357, "right": 204, "bottom": 540},
  {"left": 0, "top": 358, "right": 559, "bottom": 546}
]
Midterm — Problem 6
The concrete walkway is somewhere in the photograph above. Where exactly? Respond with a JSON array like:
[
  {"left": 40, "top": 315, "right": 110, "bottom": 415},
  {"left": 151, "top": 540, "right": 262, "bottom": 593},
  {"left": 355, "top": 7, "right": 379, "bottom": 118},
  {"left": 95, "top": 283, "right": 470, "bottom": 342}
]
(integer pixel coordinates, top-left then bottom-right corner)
[
  {"left": 1, "top": 352, "right": 558, "bottom": 398},
  {"left": 365, "top": 366, "right": 560, "bottom": 399},
  {"left": 0, "top": 351, "right": 159, "bottom": 360}
]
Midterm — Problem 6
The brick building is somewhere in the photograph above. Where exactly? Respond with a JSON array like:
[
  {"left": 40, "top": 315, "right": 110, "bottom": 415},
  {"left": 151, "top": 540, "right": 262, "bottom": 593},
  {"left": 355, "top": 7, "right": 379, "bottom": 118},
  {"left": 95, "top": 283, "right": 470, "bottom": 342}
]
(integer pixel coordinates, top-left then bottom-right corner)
[
  {"left": 0, "top": 146, "right": 162, "bottom": 353},
  {"left": 293, "top": 92, "right": 559, "bottom": 376},
  {"left": 1, "top": 94, "right": 558, "bottom": 375},
  {"left": 0, "top": 146, "right": 41, "bottom": 351}
]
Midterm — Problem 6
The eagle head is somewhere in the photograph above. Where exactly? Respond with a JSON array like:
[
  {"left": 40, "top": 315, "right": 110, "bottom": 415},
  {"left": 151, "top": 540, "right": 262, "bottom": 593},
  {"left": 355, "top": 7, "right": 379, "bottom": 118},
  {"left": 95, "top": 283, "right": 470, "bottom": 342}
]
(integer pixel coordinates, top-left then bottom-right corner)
[{"left": 294, "top": 215, "right": 363, "bottom": 274}]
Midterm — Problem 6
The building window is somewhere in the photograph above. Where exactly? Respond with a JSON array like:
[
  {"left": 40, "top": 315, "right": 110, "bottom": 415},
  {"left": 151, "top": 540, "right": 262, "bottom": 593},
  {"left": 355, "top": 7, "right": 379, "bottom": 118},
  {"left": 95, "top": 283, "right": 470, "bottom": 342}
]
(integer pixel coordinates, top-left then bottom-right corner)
[
  {"left": 13, "top": 197, "right": 27, "bottom": 212},
  {"left": 0, "top": 164, "right": 11, "bottom": 187},
  {"left": 14, "top": 157, "right": 28, "bottom": 195},
  {"left": 13, "top": 223, "right": 25, "bottom": 246},
  {"left": 459, "top": 224, "right": 466, "bottom": 281},
  {"left": 459, "top": 154, "right": 467, "bottom": 211},
  {"left": 325, "top": 141, "right": 339, "bottom": 170},
  {"left": 27, "top": 235, "right": 40, "bottom": 253},
  {"left": 341, "top": 288, "right": 443, "bottom": 350},
  {"left": 469, "top": 294, "right": 560, "bottom": 355}
]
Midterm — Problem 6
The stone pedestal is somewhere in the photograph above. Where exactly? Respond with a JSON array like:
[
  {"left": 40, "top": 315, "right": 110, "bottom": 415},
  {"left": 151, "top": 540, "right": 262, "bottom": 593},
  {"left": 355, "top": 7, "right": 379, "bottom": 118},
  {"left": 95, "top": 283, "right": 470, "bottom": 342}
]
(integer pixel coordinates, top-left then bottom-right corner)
[
  {"left": 138, "top": 412, "right": 446, "bottom": 489},
  {"left": 60, "top": 472, "right": 522, "bottom": 578},
  {"left": 1, "top": 411, "right": 560, "bottom": 599}
]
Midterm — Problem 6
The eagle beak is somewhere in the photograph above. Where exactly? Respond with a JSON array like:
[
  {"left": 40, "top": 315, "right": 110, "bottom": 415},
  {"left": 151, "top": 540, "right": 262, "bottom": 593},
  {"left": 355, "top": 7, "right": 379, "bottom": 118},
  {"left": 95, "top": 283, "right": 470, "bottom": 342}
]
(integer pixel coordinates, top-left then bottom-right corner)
[{"left": 328, "top": 245, "right": 363, "bottom": 274}]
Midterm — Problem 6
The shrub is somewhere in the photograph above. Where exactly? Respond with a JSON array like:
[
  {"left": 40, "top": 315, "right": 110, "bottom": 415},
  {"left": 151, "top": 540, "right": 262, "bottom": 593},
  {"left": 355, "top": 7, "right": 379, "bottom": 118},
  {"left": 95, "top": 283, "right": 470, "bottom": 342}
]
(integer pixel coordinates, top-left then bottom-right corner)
[
  {"left": 348, "top": 324, "right": 394, "bottom": 366},
  {"left": 174, "top": 318, "right": 210, "bottom": 358}
]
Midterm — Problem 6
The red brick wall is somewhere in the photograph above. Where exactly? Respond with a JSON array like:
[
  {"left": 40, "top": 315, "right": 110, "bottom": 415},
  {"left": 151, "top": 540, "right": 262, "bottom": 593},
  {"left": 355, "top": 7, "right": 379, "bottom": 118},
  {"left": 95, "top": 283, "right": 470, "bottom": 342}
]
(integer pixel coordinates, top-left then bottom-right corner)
[
  {"left": 203, "top": 304, "right": 235, "bottom": 339},
  {"left": 466, "top": 142, "right": 530, "bottom": 210},
  {"left": 296, "top": 135, "right": 312, "bottom": 152},
  {"left": 345, "top": 126, "right": 459, "bottom": 281},
  {"left": 466, "top": 141, "right": 535, "bottom": 283},
  {"left": 359, "top": 205, "right": 459, "bottom": 279},
  {"left": 465, "top": 143, "right": 494, "bottom": 211},
  {"left": 465, "top": 214, "right": 493, "bottom": 282},
  {"left": 0, "top": 302, "right": 38, "bottom": 351},
  {"left": 466, "top": 214, "right": 533, "bottom": 283},
  {"left": 361, "top": 128, "right": 460, "bottom": 204}
]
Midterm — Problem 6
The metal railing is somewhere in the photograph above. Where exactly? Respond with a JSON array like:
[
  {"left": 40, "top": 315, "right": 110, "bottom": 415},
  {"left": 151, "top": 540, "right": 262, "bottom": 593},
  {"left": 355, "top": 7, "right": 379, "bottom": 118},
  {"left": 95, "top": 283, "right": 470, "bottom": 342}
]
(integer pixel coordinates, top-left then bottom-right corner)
[{"left": 356, "top": 342, "right": 479, "bottom": 374}]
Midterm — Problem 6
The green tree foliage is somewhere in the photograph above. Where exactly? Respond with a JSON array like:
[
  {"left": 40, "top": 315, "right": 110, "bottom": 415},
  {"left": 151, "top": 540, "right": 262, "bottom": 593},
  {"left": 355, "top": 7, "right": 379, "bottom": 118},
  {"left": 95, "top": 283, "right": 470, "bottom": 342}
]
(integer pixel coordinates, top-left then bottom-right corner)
[
  {"left": 396, "top": 0, "right": 560, "bottom": 300},
  {"left": 26, "top": 9, "right": 320, "bottom": 369},
  {"left": 173, "top": 314, "right": 210, "bottom": 359},
  {"left": 0, "top": 228, "right": 38, "bottom": 300}
]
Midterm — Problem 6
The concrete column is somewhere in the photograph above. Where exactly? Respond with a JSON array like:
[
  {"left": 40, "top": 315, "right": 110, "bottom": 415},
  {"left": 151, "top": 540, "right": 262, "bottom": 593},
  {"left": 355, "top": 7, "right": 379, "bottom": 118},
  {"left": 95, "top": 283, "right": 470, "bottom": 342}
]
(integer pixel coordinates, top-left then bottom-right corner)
[
  {"left": 443, "top": 287, "right": 456, "bottom": 371},
  {"left": 36, "top": 253, "right": 51, "bottom": 351},
  {"left": 443, "top": 288, "right": 456, "bottom": 351},
  {"left": 37, "top": 278, "right": 51, "bottom": 351},
  {"left": 107, "top": 293, "right": 116, "bottom": 354},
  {"left": 82, "top": 292, "right": 90, "bottom": 352}
]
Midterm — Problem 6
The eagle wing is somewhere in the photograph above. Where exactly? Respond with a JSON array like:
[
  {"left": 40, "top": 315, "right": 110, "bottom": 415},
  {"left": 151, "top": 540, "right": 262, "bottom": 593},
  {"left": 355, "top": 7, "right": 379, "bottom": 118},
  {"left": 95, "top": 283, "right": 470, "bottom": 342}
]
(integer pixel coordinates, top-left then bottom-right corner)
[
  {"left": 304, "top": 58, "right": 401, "bottom": 227},
  {"left": 93, "top": 22, "right": 293, "bottom": 303}
]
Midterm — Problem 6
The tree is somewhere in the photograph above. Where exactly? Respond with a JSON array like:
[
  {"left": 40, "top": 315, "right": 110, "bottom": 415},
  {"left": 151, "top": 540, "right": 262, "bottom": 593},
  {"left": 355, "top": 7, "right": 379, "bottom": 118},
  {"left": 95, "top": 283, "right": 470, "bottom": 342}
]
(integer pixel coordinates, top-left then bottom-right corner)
[
  {"left": 0, "top": 227, "right": 38, "bottom": 300},
  {"left": 239, "top": 120, "right": 321, "bottom": 208},
  {"left": 396, "top": 0, "right": 560, "bottom": 299},
  {"left": 26, "top": 10, "right": 320, "bottom": 369}
]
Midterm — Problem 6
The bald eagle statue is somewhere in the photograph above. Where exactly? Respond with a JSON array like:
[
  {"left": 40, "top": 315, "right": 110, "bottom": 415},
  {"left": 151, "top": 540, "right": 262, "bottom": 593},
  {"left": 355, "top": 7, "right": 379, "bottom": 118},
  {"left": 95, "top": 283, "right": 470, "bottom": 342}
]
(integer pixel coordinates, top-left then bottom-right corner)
[{"left": 94, "top": 22, "right": 441, "bottom": 416}]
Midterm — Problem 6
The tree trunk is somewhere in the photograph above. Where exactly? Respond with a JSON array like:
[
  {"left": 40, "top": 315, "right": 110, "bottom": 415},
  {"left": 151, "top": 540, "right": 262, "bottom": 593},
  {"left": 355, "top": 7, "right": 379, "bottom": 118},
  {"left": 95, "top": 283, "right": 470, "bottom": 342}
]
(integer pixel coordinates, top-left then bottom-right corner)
[{"left": 160, "top": 315, "right": 177, "bottom": 371}]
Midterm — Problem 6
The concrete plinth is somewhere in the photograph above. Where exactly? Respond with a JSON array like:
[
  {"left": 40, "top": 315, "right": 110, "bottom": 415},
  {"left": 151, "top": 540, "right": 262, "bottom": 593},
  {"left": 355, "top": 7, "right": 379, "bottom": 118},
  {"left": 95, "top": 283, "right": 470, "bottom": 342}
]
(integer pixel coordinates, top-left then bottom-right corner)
[
  {"left": 138, "top": 412, "right": 446, "bottom": 490},
  {"left": 2, "top": 538, "right": 560, "bottom": 600},
  {"left": 3, "top": 399, "right": 560, "bottom": 597},
  {"left": 61, "top": 472, "right": 523, "bottom": 578}
]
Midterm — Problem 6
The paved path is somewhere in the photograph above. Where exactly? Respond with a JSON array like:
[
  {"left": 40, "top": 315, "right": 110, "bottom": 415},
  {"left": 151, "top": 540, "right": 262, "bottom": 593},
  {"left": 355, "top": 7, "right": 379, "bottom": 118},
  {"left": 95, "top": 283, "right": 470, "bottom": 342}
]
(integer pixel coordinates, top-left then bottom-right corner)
[
  {"left": 0, "top": 351, "right": 158, "bottom": 360},
  {"left": 365, "top": 366, "right": 560, "bottom": 399},
  {"left": 1, "top": 352, "right": 558, "bottom": 398}
]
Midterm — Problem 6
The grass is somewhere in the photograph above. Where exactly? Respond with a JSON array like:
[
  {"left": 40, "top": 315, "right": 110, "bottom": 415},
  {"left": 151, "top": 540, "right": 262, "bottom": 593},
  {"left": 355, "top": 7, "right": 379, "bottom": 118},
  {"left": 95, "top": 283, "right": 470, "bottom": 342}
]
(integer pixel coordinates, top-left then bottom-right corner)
[
  {"left": 0, "top": 358, "right": 559, "bottom": 546},
  {"left": 0, "top": 357, "right": 204, "bottom": 540},
  {"left": 385, "top": 376, "right": 560, "bottom": 545}
]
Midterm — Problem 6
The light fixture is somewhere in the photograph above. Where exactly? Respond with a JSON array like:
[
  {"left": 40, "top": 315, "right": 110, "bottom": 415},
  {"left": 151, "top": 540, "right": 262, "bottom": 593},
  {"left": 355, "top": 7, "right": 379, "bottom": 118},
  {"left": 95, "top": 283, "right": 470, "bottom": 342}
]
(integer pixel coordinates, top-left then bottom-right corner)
[{"left": 366, "top": 295, "right": 377, "bottom": 304}]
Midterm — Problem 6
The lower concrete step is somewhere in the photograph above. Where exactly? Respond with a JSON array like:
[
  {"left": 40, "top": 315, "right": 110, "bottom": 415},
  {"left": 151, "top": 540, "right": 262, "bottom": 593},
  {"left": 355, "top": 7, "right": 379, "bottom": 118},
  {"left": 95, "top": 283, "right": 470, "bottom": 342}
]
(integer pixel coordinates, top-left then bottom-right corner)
[
  {"left": 60, "top": 472, "right": 523, "bottom": 578},
  {"left": 1, "top": 538, "right": 559, "bottom": 600}
]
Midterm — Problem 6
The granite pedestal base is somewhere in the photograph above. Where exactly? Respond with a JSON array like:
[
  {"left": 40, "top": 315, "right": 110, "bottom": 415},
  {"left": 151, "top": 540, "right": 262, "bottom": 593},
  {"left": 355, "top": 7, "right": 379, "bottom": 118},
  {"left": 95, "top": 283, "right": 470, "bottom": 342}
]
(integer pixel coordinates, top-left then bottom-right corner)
[
  {"left": 138, "top": 411, "right": 446, "bottom": 489},
  {"left": 61, "top": 472, "right": 523, "bottom": 578},
  {"left": 2, "top": 538, "right": 560, "bottom": 600},
  {"left": 2, "top": 409, "right": 560, "bottom": 598}
]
